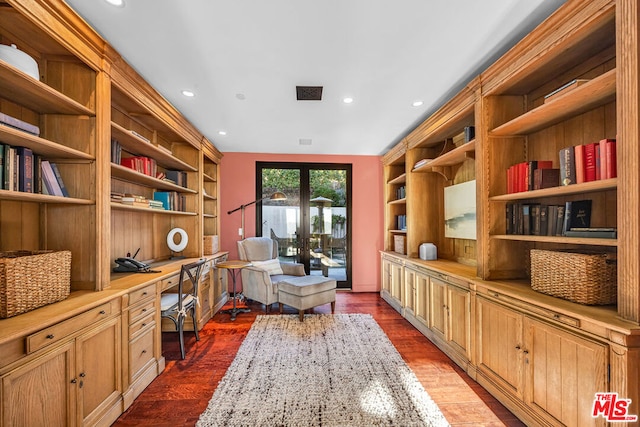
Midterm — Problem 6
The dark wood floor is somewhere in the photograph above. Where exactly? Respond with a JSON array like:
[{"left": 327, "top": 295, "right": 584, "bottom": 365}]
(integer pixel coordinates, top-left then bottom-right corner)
[{"left": 114, "top": 292, "right": 525, "bottom": 426}]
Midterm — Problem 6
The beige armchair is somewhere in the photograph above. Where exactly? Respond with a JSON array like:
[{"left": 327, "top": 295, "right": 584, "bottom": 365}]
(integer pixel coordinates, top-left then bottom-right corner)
[{"left": 237, "top": 237, "right": 305, "bottom": 313}]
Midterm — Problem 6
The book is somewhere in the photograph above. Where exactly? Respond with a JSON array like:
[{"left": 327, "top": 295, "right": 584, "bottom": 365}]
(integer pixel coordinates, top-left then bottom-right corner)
[
  {"left": 568, "top": 199, "right": 592, "bottom": 229},
  {"left": 16, "top": 147, "right": 33, "bottom": 193},
  {"left": 584, "top": 142, "right": 598, "bottom": 182},
  {"left": 599, "top": 139, "right": 612, "bottom": 179},
  {"left": 0, "top": 111, "right": 40, "bottom": 135},
  {"left": 564, "top": 229, "right": 617, "bottom": 239},
  {"left": 527, "top": 160, "right": 553, "bottom": 191},
  {"left": 547, "top": 205, "right": 558, "bottom": 236},
  {"left": 33, "top": 154, "right": 42, "bottom": 194},
  {"left": 533, "top": 168, "right": 559, "bottom": 190},
  {"left": 574, "top": 144, "right": 585, "bottom": 184},
  {"left": 41, "top": 160, "right": 63, "bottom": 196},
  {"left": 555, "top": 205, "right": 565, "bottom": 236},
  {"left": 522, "top": 204, "right": 532, "bottom": 235},
  {"left": 562, "top": 201, "right": 572, "bottom": 236},
  {"left": 605, "top": 139, "right": 616, "bottom": 179},
  {"left": 153, "top": 191, "right": 173, "bottom": 210},
  {"left": 166, "top": 170, "right": 187, "bottom": 188},
  {"left": 595, "top": 143, "right": 601, "bottom": 180},
  {"left": 0, "top": 143, "right": 4, "bottom": 190},
  {"left": 559, "top": 147, "right": 576, "bottom": 185},
  {"left": 544, "top": 79, "right": 590, "bottom": 102},
  {"left": 539, "top": 205, "right": 548, "bottom": 236},
  {"left": 49, "top": 162, "right": 69, "bottom": 197},
  {"left": 2, "top": 144, "right": 8, "bottom": 190}
]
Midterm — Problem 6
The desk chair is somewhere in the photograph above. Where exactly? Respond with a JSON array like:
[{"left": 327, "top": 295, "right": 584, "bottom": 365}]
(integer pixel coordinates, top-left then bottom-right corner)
[{"left": 160, "top": 259, "right": 206, "bottom": 359}]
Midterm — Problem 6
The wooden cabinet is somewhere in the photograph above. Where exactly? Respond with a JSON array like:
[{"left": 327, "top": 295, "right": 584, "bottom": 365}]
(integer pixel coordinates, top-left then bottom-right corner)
[
  {"left": 477, "top": 295, "right": 608, "bottom": 426},
  {"left": 382, "top": 0, "right": 640, "bottom": 423},
  {"left": 202, "top": 139, "right": 221, "bottom": 241},
  {"left": 211, "top": 252, "right": 229, "bottom": 313},
  {"left": 429, "top": 275, "right": 471, "bottom": 366},
  {"left": 380, "top": 253, "right": 404, "bottom": 313},
  {"left": 121, "top": 283, "right": 157, "bottom": 410},
  {"left": 1, "top": 301, "right": 122, "bottom": 427}
]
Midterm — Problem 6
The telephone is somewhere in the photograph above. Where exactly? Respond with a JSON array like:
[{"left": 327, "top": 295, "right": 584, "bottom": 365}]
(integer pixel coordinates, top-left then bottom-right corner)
[{"left": 113, "top": 257, "right": 150, "bottom": 273}]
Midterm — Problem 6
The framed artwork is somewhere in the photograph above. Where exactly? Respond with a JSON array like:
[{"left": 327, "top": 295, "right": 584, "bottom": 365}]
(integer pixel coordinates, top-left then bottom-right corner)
[{"left": 444, "top": 180, "right": 476, "bottom": 240}]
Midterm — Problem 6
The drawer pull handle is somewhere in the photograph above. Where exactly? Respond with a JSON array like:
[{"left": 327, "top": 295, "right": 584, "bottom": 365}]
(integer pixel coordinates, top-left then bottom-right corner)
[
  {"left": 523, "top": 350, "right": 529, "bottom": 355},
  {"left": 142, "top": 349, "right": 147, "bottom": 354},
  {"left": 46, "top": 334, "right": 55, "bottom": 339},
  {"left": 515, "top": 345, "right": 521, "bottom": 350},
  {"left": 79, "top": 372, "right": 86, "bottom": 378},
  {"left": 553, "top": 314, "right": 560, "bottom": 319},
  {"left": 70, "top": 378, "right": 77, "bottom": 384},
  {"left": 99, "top": 310, "right": 106, "bottom": 315},
  {"left": 142, "top": 323, "right": 147, "bottom": 327},
  {"left": 492, "top": 292, "right": 499, "bottom": 298},
  {"left": 143, "top": 292, "right": 148, "bottom": 296},
  {"left": 142, "top": 308, "right": 147, "bottom": 312}
]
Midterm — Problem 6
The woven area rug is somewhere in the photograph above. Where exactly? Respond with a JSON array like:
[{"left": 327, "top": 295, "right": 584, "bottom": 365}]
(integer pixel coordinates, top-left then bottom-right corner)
[{"left": 197, "top": 314, "right": 449, "bottom": 426}]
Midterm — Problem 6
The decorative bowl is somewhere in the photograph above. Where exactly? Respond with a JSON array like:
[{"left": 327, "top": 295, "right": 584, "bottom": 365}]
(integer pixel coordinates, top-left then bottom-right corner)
[{"left": 0, "top": 44, "right": 39, "bottom": 80}]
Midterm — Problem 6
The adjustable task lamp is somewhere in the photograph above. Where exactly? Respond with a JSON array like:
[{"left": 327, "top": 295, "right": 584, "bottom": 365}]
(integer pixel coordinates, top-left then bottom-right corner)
[{"left": 228, "top": 192, "right": 286, "bottom": 240}]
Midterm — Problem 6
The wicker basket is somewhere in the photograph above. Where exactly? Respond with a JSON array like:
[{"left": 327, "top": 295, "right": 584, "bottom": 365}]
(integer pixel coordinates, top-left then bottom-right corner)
[
  {"left": 0, "top": 250, "right": 71, "bottom": 318},
  {"left": 530, "top": 249, "right": 617, "bottom": 305}
]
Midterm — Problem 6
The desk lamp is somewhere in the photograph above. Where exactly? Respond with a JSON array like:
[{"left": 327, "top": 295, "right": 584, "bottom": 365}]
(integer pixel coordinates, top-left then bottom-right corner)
[{"left": 228, "top": 192, "right": 286, "bottom": 240}]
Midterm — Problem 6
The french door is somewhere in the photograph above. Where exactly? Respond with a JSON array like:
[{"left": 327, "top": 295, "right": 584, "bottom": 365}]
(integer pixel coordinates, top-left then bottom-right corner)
[{"left": 256, "top": 162, "right": 352, "bottom": 289}]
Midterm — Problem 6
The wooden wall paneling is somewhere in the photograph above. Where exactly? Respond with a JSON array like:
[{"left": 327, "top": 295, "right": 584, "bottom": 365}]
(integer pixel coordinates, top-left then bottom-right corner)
[
  {"left": 0, "top": 201, "right": 40, "bottom": 250},
  {"left": 95, "top": 68, "right": 112, "bottom": 289},
  {"left": 617, "top": 0, "right": 640, "bottom": 324},
  {"left": 44, "top": 58, "right": 96, "bottom": 111}
]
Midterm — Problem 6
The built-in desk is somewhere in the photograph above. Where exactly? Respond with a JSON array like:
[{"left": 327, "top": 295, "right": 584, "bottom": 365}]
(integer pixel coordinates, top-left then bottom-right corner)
[{"left": 0, "top": 252, "right": 229, "bottom": 425}]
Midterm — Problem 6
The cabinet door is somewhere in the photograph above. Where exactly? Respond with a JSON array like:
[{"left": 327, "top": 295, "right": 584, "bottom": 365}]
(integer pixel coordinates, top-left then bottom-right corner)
[
  {"left": 429, "top": 277, "right": 447, "bottom": 340},
  {"left": 1, "top": 341, "right": 76, "bottom": 427},
  {"left": 447, "top": 284, "right": 471, "bottom": 359},
  {"left": 388, "top": 260, "right": 404, "bottom": 306},
  {"left": 403, "top": 267, "right": 416, "bottom": 314},
  {"left": 381, "top": 258, "right": 391, "bottom": 293},
  {"left": 76, "top": 317, "right": 122, "bottom": 426},
  {"left": 525, "top": 317, "right": 608, "bottom": 427},
  {"left": 414, "top": 270, "right": 430, "bottom": 327},
  {"left": 476, "top": 297, "right": 524, "bottom": 399}
]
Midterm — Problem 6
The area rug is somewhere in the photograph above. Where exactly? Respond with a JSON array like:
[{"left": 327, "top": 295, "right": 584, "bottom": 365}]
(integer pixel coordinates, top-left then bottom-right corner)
[{"left": 197, "top": 314, "right": 449, "bottom": 426}]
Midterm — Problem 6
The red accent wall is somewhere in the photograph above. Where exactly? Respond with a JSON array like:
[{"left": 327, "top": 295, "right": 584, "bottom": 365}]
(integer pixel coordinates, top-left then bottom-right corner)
[{"left": 220, "top": 152, "right": 384, "bottom": 292}]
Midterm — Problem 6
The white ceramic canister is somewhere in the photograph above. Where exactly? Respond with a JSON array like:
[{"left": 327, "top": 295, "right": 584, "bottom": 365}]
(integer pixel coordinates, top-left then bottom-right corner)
[{"left": 419, "top": 243, "right": 437, "bottom": 260}]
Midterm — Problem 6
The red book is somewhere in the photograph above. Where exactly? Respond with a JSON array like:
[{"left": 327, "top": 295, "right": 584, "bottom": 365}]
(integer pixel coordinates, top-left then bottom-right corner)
[
  {"left": 121, "top": 157, "right": 136, "bottom": 171},
  {"left": 584, "top": 142, "right": 597, "bottom": 182},
  {"left": 518, "top": 162, "right": 527, "bottom": 192},
  {"left": 574, "top": 144, "right": 585, "bottom": 184},
  {"left": 599, "top": 139, "right": 612, "bottom": 180},
  {"left": 605, "top": 140, "right": 617, "bottom": 178},
  {"left": 594, "top": 142, "right": 602, "bottom": 180}
]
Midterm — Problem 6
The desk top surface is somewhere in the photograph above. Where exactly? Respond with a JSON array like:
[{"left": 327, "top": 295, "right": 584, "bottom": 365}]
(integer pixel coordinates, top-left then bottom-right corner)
[{"left": 216, "top": 260, "right": 252, "bottom": 269}]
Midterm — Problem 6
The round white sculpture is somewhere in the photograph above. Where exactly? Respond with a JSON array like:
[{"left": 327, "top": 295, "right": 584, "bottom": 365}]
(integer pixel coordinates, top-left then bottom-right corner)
[{"left": 167, "top": 228, "right": 188, "bottom": 252}]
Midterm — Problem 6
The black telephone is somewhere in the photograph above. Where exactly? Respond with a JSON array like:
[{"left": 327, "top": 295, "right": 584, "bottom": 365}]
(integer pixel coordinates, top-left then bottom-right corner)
[{"left": 114, "top": 257, "right": 150, "bottom": 272}]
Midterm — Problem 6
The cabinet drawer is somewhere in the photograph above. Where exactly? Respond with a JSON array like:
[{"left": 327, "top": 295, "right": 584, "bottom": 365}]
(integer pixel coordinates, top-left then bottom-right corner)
[
  {"left": 129, "top": 284, "right": 156, "bottom": 306},
  {"left": 26, "top": 300, "right": 116, "bottom": 354},
  {"left": 202, "top": 260, "right": 212, "bottom": 275},
  {"left": 160, "top": 274, "right": 180, "bottom": 292},
  {"left": 130, "top": 327, "right": 155, "bottom": 380},
  {"left": 129, "top": 299, "right": 155, "bottom": 325},
  {"left": 129, "top": 312, "right": 155, "bottom": 340}
]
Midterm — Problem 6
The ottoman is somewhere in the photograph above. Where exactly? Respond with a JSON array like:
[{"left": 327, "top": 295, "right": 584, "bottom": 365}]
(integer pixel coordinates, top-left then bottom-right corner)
[{"left": 278, "top": 276, "right": 337, "bottom": 321}]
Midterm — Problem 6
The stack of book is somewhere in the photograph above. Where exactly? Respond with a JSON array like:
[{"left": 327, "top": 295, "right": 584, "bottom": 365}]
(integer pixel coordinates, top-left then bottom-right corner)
[
  {"left": 121, "top": 194, "right": 150, "bottom": 208},
  {"left": 0, "top": 112, "right": 40, "bottom": 136},
  {"left": 506, "top": 160, "right": 557, "bottom": 193},
  {"left": 153, "top": 191, "right": 186, "bottom": 212},
  {"left": 166, "top": 170, "right": 187, "bottom": 188},
  {"left": 0, "top": 144, "right": 68, "bottom": 197},
  {"left": 120, "top": 156, "right": 157, "bottom": 178},
  {"left": 559, "top": 138, "right": 616, "bottom": 186},
  {"left": 395, "top": 214, "right": 407, "bottom": 231},
  {"left": 505, "top": 199, "right": 614, "bottom": 238}
]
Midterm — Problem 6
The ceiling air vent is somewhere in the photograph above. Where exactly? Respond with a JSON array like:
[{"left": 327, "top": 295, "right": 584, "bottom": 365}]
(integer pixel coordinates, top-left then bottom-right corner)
[
  {"left": 296, "top": 86, "right": 323, "bottom": 101},
  {"left": 299, "top": 138, "right": 312, "bottom": 146}
]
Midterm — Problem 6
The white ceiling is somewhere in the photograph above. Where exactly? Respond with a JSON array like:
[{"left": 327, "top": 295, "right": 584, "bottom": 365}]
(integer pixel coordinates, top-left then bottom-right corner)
[{"left": 64, "top": 0, "right": 565, "bottom": 156}]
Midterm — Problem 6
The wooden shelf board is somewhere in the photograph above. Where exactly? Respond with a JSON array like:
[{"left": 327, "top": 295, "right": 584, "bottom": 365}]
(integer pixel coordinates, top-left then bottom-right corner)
[
  {"left": 0, "top": 61, "right": 95, "bottom": 115},
  {"left": 110, "top": 202, "right": 197, "bottom": 216},
  {"left": 490, "top": 69, "right": 616, "bottom": 136},
  {"left": 490, "top": 178, "right": 617, "bottom": 201},
  {"left": 0, "top": 189, "right": 93, "bottom": 205},
  {"left": 0, "top": 125, "right": 94, "bottom": 160},
  {"left": 388, "top": 198, "right": 406, "bottom": 205},
  {"left": 203, "top": 213, "right": 217, "bottom": 219},
  {"left": 413, "top": 140, "right": 476, "bottom": 172},
  {"left": 389, "top": 229, "right": 407, "bottom": 234},
  {"left": 203, "top": 173, "right": 217, "bottom": 182},
  {"left": 110, "top": 163, "right": 197, "bottom": 193},
  {"left": 111, "top": 122, "right": 197, "bottom": 172},
  {"left": 203, "top": 194, "right": 217, "bottom": 201},
  {"left": 387, "top": 173, "right": 406, "bottom": 185},
  {"left": 491, "top": 234, "right": 617, "bottom": 247}
]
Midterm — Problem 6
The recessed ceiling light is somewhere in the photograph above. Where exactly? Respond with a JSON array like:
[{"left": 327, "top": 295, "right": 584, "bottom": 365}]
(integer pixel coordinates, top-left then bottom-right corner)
[
  {"left": 181, "top": 90, "right": 195, "bottom": 97},
  {"left": 412, "top": 100, "right": 424, "bottom": 107},
  {"left": 104, "top": 0, "right": 125, "bottom": 7},
  {"left": 343, "top": 97, "right": 354, "bottom": 104},
  {"left": 236, "top": 93, "right": 246, "bottom": 100},
  {"left": 218, "top": 131, "right": 227, "bottom": 136}
]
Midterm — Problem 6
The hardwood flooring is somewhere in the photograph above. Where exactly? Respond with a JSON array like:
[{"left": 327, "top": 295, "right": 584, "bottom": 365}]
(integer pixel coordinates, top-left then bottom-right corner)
[{"left": 114, "top": 292, "right": 525, "bottom": 426}]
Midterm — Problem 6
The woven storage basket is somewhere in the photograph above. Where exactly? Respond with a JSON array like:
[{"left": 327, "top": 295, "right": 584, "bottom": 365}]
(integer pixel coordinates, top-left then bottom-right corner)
[
  {"left": 530, "top": 249, "right": 617, "bottom": 305},
  {"left": 0, "top": 250, "right": 71, "bottom": 318}
]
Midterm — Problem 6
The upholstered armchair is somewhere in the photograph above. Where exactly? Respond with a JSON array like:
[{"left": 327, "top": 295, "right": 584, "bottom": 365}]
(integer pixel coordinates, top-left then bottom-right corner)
[{"left": 237, "top": 237, "right": 305, "bottom": 313}]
